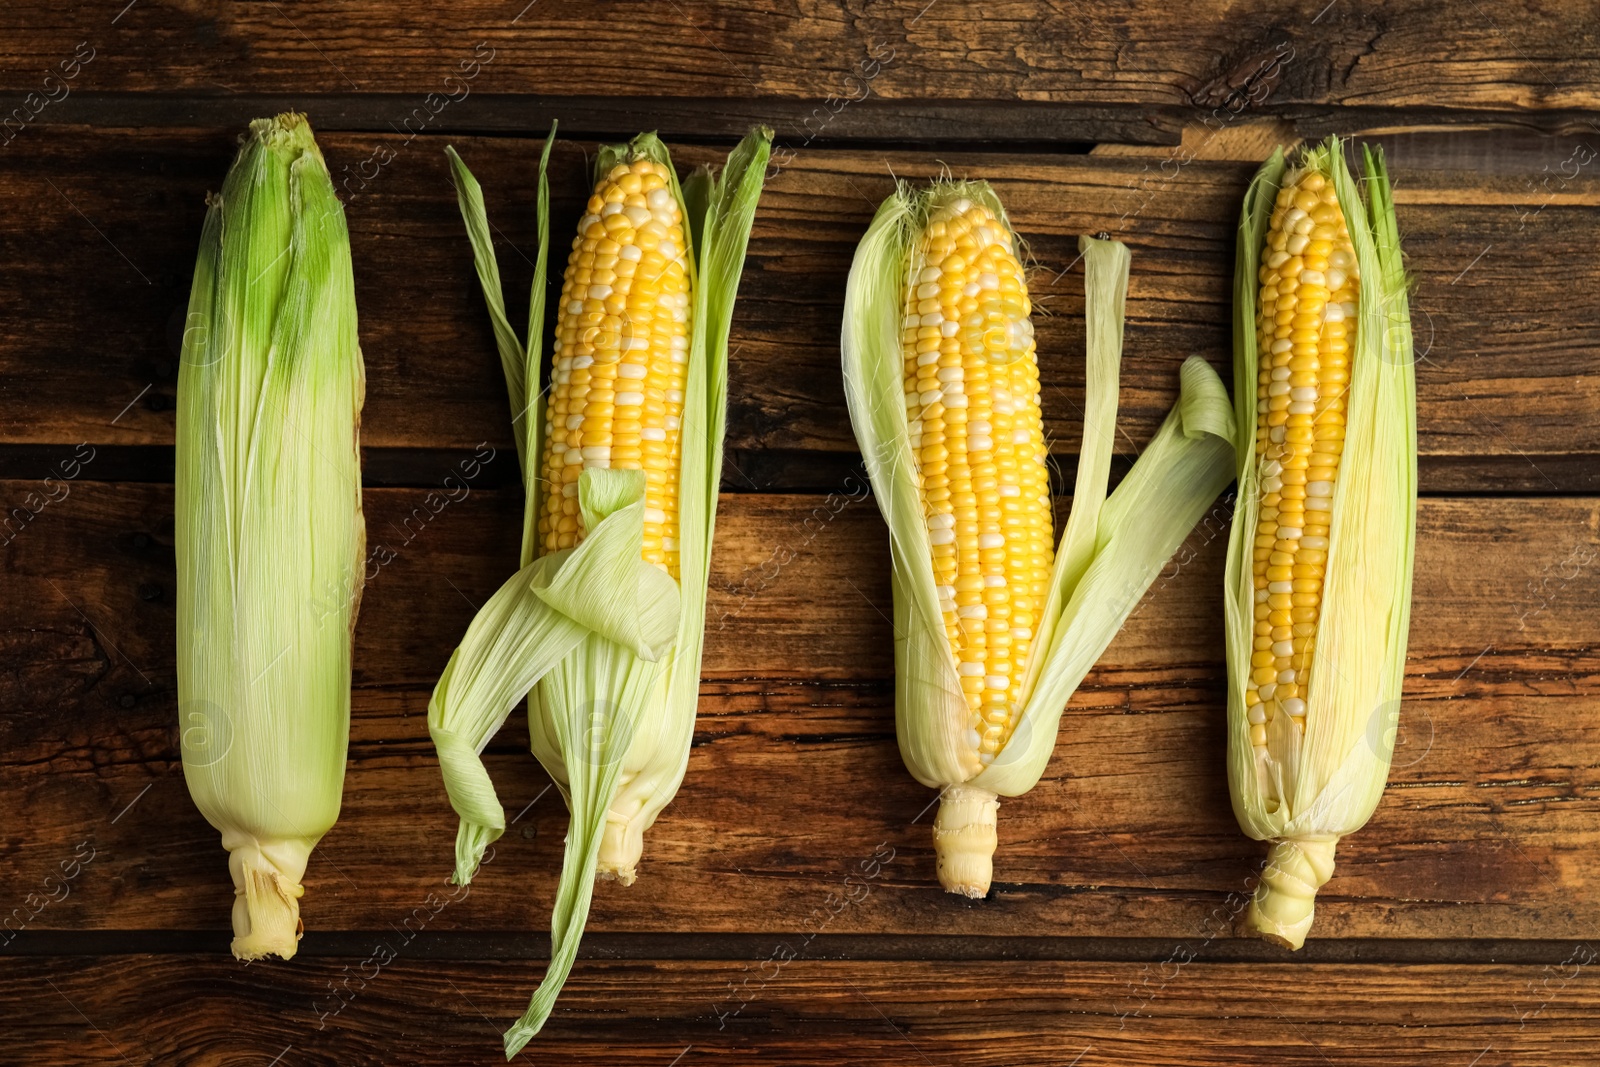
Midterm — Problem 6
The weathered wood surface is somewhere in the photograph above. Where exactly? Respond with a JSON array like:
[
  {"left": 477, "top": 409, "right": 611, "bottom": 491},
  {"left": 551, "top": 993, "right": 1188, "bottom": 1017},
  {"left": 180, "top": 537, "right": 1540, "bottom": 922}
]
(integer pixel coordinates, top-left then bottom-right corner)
[
  {"left": 1, "top": 4, "right": 1596, "bottom": 1061},
  {"left": 7, "top": 955, "right": 1597, "bottom": 1065},
  {"left": 4, "top": 0, "right": 1598, "bottom": 119},
  {"left": 1, "top": 128, "right": 1595, "bottom": 489},
  {"left": 3, "top": 481, "right": 1594, "bottom": 940}
]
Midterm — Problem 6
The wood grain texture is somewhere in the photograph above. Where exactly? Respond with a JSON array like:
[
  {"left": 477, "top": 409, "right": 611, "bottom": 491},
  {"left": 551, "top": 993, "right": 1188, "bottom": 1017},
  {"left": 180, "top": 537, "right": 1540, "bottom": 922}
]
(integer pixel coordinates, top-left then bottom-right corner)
[
  {"left": 3, "top": 0, "right": 1597, "bottom": 115},
  {"left": 1, "top": 128, "right": 1594, "bottom": 488},
  {"left": 38, "top": 92, "right": 1180, "bottom": 146},
  {"left": 2, "top": 482, "right": 1594, "bottom": 940},
  {"left": 0, "top": 5, "right": 1593, "bottom": 1059},
  {"left": 5, "top": 955, "right": 1597, "bottom": 1066}
]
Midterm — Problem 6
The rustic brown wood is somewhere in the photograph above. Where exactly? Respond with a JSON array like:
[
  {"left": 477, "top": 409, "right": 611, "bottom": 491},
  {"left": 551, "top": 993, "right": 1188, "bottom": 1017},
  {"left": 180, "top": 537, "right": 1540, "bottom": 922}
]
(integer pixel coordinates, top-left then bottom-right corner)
[
  {"left": 1092, "top": 120, "right": 1303, "bottom": 162},
  {"left": 1, "top": 128, "right": 1596, "bottom": 488},
  {"left": 4, "top": 1, "right": 1597, "bottom": 116},
  {"left": 0, "top": 8, "right": 1594, "bottom": 1062},
  {"left": 2, "top": 481, "right": 1594, "bottom": 939},
  {"left": 5, "top": 955, "right": 1597, "bottom": 1065},
  {"left": 40, "top": 92, "right": 1179, "bottom": 146}
]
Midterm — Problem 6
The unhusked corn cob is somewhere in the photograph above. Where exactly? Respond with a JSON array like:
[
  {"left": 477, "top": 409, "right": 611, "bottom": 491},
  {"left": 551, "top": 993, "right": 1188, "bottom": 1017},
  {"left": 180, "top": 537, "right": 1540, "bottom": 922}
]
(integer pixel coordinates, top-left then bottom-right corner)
[
  {"left": 540, "top": 158, "right": 692, "bottom": 577},
  {"left": 176, "top": 114, "right": 365, "bottom": 961},
  {"left": 1246, "top": 168, "right": 1358, "bottom": 792},
  {"left": 901, "top": 196, "right": 1051, "bottom": 770}
]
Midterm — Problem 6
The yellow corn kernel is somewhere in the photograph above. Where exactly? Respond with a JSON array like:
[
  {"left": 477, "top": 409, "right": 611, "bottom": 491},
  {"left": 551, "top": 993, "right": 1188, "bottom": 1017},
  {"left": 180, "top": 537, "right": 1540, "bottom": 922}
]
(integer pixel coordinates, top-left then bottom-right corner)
[
  {"left": 1247, "top": 167, "right": 1357, "bottom": 771},
  {"left": 902, "top": 196, "right": 1049, "bottom": 768},
  {"left": 539, "top": 159, "right": 690, "bottom": 577}
]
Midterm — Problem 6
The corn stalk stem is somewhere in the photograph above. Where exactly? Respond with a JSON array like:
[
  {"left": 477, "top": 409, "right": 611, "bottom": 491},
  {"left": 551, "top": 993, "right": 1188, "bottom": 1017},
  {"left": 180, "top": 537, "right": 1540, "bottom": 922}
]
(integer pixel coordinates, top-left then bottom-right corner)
[
  {"left": 1248, "top": 835, "right": 1339, "bottom": 950},
  {"left": 933, "top": 784, "right": 1000, "bottom": 898},
  {"left": 223, "top": 832, "right": 313, "bottom": 961}
]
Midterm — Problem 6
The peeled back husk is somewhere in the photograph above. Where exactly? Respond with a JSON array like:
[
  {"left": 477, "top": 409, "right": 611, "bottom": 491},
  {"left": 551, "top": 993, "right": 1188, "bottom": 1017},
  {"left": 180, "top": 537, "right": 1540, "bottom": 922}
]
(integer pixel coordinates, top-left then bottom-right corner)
[{"left": 175, "top": 113, "right": 366, "bottom": 961}]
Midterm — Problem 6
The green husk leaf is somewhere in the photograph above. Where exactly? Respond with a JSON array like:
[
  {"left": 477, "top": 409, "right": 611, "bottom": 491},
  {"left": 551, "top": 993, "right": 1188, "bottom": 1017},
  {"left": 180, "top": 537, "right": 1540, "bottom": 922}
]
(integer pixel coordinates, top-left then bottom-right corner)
[
  {"left": 518, "top": 129, "right": 557, "bottom": 563},
  {"left": 974, "top": 355, "right": 1236, "bottom": 796},
  {"left": 430, "top": 126, "right": 560, "bottom": 885},
  {"left": 505, "top": 631, "right": 664, "bottom": 1058},
  {"left": 427, "top": 467, "right": 679, "bottom": 885},
  {"left": 176, "top": 113, "right": 366, "bottom": 961},
  {"left": 842, "top": 184, "right": 966, "bottom": 788},
  {"left": 534, "top": 468, "right": 682, "bottom": 661},
  {"left": 681, "top": 164, "right": 714, "bottom": 264},
  {"left": 447, "top": 124, "right": 555, "bottom": 563},
  {"left": 446, "top": 143, "right": 529, "bottom": 478},
  {"left": 428, "top": 560, "right": 585, "bottom": 886},
  {"left": 1018, "top": 236, "right": 1126, "bottom": 700},
  {"left": 1222, "top": 148, "right": 1282, "bottom": 834}
]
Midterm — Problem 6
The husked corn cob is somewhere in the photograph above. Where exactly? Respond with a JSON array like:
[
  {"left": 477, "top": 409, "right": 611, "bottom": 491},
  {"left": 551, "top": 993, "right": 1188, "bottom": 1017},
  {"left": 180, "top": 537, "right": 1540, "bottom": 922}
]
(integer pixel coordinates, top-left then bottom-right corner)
[
  {"left": 1246, "top": 167, "right": 1358, "bottom": 784},
  {"left": 901, "top": 197, "right": 1051, "bottom": 769},
  {"left": 433, "top": 127, "right": 773, "bottom": 1056},
  {"left": 845, "top": 179, "right": 1238, "bottom": 901},
  {"left": 541, "top": 159, "right": 691, "bottom": 576}
]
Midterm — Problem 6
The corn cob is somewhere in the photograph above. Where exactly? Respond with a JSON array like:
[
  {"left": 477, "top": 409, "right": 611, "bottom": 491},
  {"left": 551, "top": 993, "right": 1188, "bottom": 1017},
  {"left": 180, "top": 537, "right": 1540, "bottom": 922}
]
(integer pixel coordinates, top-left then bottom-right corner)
[
  {"left": 175, "top": 114, "right": 366, "bottom": 961},
  {"left": 541, "top": 157, "right": 690, "bottom": 576},
  {"left": 844, "top": 181, "right": 1238, "bottom": 899},
  {"left": 902, "top": 195, "right": 1051, "bottom": 771},
  {"left": 1245, "top": 167, "right": 1356, "bottom": 761},
  {"left": 1225, "top": 138, "right": 1416, "bottom": 950},
  {"left": 429, "top": 126, "right": 771, "bottom": 1057}
]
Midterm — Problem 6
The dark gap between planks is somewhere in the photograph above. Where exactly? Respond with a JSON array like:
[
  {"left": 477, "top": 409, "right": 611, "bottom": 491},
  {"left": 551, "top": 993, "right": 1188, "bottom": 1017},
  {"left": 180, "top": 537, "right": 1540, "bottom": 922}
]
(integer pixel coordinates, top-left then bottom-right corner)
[
  {"left": 36, "top": 93, "right": 1134, "bottom": 150},
  {"left": 0, "top": 444, "right": 1591, "bottom": 494},
  {"left": 33, "top": 93, "right": 1600, "bottom": 149},
  {"left": 2, "top": 931, "right": 1586, "bottom": 966}
]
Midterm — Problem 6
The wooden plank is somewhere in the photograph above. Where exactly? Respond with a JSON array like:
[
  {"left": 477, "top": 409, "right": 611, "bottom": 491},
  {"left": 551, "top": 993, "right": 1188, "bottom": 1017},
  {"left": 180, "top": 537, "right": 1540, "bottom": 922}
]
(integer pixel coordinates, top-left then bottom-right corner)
[
  {"left": 39, "top": 92, "right": 1176, "bottom": 147},
  {"left": 4, "top": 0, "right": 1599, "bottom": 116},
  {"left": 2, "top": 482, "right": 1595, "bottom": 939},
  {"left": 31, "top": 94, "right": 1600, "bottom": 150},
  {"left": 1, "top": 128, "right": 1594, "bottom": 489},
  {"left": 5, "top": 956, "right": 1597, "bottom": 1065}
]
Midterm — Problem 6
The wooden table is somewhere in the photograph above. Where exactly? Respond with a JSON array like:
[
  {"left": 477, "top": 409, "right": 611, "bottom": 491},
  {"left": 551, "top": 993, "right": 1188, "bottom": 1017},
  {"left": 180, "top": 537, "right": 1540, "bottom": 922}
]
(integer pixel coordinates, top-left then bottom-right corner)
[{"left": 3, "top": 4, "right": 1597, "bottom": 1064}]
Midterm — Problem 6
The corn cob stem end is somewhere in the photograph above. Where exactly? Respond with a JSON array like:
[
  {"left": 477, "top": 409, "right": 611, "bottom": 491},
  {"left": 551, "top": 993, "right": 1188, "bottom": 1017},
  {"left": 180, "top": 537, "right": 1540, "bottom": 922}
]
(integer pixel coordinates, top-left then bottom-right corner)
[
  {"left": 933, "top": 784, "right": 999, "bottom": 898},
  {"left": 224, "top": 834, "right": 312, "bottom": 961},
  {"left": 1247, "top": 835, "right": 1339, "bottom": 950},
  {"left": 596, "top": 815, "right": 642, "bottom": 887}
]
